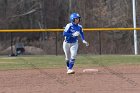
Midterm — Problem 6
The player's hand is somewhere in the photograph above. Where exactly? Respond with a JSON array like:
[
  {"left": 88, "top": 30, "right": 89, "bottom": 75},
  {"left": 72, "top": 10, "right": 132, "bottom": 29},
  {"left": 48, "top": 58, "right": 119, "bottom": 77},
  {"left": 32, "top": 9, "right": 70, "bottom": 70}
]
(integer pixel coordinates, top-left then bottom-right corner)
[
  {"left": 72, "top": 31, "right": 80, "bottom": 37},
  {"left": 83, "top": 40, "right": 89, "bottom": 46}
]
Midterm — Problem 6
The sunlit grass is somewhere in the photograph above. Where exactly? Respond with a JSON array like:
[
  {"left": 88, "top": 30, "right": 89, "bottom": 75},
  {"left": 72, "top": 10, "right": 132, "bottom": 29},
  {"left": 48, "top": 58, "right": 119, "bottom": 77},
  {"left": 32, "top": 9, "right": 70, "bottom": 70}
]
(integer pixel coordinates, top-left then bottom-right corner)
[{"left": 0, "top": 55, "right": 140, "bottom": 70}]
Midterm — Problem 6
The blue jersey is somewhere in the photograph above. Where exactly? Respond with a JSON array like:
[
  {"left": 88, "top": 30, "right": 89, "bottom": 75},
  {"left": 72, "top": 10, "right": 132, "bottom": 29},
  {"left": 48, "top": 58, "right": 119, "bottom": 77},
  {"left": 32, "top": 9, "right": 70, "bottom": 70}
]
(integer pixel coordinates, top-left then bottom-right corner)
[{"left": 63, "top": 23, "right": 85, "bottom": 43}]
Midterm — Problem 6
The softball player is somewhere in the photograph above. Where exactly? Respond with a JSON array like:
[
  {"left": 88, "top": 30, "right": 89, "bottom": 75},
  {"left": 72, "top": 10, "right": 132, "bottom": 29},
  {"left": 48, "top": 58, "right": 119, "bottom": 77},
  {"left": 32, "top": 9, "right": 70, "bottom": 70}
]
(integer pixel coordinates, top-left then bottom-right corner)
[{"left": 63, "top": 13, "right": 89, "bottom": 74}]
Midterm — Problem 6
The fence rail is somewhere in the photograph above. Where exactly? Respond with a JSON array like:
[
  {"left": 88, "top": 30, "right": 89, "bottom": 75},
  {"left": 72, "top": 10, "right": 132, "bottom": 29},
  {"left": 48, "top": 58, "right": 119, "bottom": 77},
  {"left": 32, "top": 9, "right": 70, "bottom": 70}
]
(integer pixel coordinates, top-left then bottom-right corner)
[{"left": 0, "top": 28, "right": 140, "bottom": 32}]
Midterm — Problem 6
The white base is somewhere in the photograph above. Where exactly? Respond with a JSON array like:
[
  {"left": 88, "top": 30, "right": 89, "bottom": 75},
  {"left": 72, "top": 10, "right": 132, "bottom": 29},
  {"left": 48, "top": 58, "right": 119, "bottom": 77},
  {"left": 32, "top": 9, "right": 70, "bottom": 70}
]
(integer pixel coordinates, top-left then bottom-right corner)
[{"left": 83, "top": 69, "right": 98, "bottom": 73}]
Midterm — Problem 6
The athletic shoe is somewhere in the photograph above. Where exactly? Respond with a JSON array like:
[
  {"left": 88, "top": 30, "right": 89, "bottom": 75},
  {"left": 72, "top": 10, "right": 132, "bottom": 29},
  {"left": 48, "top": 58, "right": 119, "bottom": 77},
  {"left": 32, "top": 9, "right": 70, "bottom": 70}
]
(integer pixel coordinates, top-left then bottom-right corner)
[
  {"left": 67, "top": 67, "right": 69, "bottom": 70},
  {"left": 67, "top": 69, "right": 75, "bottom": 74}
]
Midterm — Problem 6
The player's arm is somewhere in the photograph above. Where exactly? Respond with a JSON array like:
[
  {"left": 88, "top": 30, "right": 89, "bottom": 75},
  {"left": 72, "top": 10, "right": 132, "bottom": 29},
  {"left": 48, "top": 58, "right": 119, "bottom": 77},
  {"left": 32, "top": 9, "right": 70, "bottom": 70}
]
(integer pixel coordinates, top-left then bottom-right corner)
[
  {"left": 79, "top": 27, "right": 89, "bottom": 46},
  {"left": 80, "top": 30, "right": 85, "bottom": 41},
  {"left": 63, "top": 24, "right": 73, "bottom": 37},
  {"left": 79, "top": 26, "right": 85, "bottom": 41}
]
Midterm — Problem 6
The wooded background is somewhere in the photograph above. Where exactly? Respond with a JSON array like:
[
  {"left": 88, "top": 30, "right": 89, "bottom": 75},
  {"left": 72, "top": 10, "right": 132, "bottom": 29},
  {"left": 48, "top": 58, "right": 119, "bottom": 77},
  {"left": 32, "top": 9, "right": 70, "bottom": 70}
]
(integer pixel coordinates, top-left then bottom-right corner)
[{"left": 0, "top": 0, "right": 140, "bottom": 55}]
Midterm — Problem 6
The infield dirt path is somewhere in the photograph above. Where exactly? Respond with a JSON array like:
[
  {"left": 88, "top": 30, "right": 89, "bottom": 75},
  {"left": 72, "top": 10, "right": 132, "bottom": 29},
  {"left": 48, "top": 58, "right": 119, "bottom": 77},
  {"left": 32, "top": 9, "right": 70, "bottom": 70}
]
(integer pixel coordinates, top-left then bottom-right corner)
[{"left": 0, "top": 65, "right": 140, "bottom": 93}]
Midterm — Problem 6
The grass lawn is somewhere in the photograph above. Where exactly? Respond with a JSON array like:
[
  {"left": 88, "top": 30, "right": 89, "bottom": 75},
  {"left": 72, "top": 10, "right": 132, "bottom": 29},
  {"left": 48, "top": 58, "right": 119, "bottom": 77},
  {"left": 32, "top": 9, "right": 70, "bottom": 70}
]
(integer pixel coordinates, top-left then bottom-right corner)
[{"left": 0, "top": 55, "right": 140, "bottom": 70}]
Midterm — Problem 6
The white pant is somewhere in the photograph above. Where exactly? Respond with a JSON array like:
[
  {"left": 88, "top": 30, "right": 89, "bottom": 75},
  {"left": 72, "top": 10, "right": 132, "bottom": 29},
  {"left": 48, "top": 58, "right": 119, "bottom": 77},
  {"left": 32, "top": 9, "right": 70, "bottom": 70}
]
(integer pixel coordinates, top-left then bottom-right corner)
[{"left": 63, "top": 41, "right": 78, "bottom": 60}]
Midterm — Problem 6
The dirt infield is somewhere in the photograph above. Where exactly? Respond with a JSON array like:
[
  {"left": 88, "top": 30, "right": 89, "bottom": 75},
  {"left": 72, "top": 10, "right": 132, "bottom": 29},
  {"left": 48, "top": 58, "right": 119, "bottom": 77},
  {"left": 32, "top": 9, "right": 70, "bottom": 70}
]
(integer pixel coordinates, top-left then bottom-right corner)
[{"left": 0, "top": 65, "right": 140, "bottom": 93}]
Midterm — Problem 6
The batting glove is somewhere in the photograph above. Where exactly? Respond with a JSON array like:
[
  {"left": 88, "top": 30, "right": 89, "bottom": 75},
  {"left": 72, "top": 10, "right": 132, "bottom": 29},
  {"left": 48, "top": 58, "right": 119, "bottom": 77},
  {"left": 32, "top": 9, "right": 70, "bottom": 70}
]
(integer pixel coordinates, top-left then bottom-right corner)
[
  {"left": 83, "top": 40, "right": 89, "bottom": 46},
  {"left": 72, "top": 31, "right": 80, "bottom": 37}
]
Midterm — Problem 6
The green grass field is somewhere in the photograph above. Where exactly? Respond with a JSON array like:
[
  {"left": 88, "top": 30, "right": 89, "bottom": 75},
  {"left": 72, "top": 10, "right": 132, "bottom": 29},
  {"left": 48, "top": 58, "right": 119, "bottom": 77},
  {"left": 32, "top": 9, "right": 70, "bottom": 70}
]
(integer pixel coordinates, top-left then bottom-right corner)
[{"left": 0, "top": 55, "right": 140, "bottom": 70}]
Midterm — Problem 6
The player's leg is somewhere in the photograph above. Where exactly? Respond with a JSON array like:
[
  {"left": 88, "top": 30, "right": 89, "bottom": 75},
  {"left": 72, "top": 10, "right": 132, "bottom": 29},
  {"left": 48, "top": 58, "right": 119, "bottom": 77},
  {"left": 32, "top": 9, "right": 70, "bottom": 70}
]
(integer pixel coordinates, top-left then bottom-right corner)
[
  {"left": 63, "top": 41, "right": 71, "bottom": 70},
  {"left": 68, "top": 42, "right": 78, "bottom": 73}
]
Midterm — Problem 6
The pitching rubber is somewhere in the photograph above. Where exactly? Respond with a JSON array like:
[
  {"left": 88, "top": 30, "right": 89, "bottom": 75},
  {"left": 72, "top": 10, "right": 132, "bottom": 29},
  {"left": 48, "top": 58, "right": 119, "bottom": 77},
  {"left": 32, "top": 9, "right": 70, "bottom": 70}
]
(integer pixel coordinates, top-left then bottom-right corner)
[{"left": 83, "top": 69, "right": 98, "bottom": 73}]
